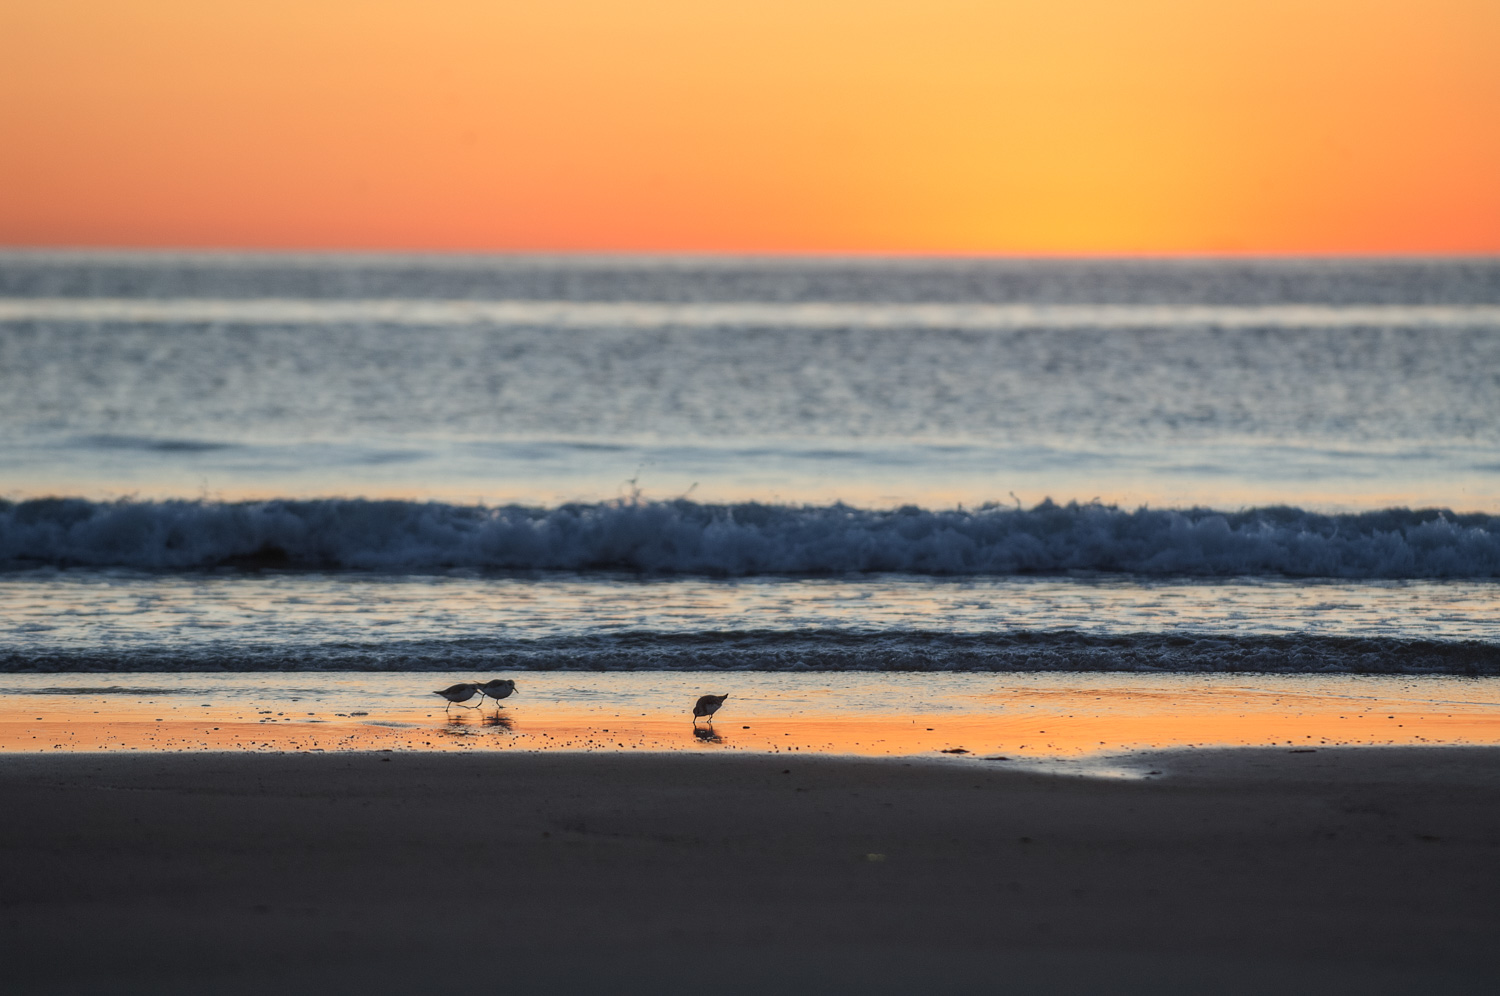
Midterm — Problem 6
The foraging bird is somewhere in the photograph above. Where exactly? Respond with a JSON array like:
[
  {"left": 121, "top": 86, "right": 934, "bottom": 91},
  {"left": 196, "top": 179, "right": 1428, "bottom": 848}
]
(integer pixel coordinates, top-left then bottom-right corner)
[
  {"left": 692, "top": 693, "right": 728, "bottom": 725},
  {"left": 434, "top": 682, "right": 480, "bottom": 714},
  {"left": 477, "top": 678, "right": 519, "bottom": 711}
]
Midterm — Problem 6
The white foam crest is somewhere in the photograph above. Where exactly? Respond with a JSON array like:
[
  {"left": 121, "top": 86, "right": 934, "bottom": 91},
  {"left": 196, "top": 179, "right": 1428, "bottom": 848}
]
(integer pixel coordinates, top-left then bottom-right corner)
[
  {"left": 3, "top": 298, "right": 1500, "bottom": 329},
  {"left": 3, "top": 498, "right": 1499, "bottom": 578}
]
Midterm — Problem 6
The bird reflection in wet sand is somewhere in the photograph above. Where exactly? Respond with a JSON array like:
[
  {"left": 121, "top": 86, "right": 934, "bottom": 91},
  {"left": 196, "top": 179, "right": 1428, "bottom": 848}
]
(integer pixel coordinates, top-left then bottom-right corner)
[
  {"left": 692, "top": 693, "right": 728, "bottom": 726},
  {"left": 693, "top": 726, "right": 724, "bottom": 744},
  {"left": 434, "top": 682, "right": 481, "bottom": 714},
  {"left": 482, "top": 711, "right": 514, "bottom": 731}
]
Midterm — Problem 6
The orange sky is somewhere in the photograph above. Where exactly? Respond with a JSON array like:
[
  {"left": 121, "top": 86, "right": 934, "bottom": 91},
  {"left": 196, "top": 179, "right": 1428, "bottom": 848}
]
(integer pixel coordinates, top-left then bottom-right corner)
[{"left": 1, "top": 0, "right": 1497, "bottom": 253}]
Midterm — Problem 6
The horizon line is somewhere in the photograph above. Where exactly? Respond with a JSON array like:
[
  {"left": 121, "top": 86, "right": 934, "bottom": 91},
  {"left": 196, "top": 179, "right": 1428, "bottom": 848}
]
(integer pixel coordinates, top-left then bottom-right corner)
[{"left": 4, "top": 246, "right": 1500, "bottom": 264}]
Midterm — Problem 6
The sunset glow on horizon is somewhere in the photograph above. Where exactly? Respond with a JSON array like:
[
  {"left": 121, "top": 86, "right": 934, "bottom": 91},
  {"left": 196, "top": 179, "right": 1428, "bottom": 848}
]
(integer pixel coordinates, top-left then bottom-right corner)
[{"left": 2, "top": 0, "right": 1497, "bottom": 254}]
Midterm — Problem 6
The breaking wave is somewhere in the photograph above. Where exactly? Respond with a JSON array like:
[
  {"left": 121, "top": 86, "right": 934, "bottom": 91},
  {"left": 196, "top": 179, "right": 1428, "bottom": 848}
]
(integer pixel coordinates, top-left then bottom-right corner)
[{"left": 3, "top": 497, "right": 1500, "bottom": 579}]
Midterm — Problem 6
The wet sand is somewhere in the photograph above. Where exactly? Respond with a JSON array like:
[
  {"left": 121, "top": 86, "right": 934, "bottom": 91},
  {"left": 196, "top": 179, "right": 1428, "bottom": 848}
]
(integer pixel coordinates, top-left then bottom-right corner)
[
  {"left": 3, "top": 747, "right": 1499, "bottom": 994},
  {"left": 6, "top": 671, "right": 1500, "bottom": 756}
]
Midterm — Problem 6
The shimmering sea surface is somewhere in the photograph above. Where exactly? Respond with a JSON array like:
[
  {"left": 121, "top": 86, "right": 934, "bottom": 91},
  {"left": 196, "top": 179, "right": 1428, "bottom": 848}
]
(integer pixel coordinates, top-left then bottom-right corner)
[{"left": 2, "top": 254, "right": 1497, "bottom": 694}]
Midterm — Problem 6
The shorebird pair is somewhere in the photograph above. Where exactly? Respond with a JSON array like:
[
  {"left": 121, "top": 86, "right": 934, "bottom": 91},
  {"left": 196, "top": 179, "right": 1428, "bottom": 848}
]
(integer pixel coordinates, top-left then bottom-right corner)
[{"left": 434, "top": 679, "right": 519, "bottom": 714}]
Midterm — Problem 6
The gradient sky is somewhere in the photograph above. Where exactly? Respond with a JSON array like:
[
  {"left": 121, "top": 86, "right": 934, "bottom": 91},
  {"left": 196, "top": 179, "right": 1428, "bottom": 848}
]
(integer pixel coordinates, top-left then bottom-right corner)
[{"left": 2, "top": 0, "right": 1497, "bottom": 253}]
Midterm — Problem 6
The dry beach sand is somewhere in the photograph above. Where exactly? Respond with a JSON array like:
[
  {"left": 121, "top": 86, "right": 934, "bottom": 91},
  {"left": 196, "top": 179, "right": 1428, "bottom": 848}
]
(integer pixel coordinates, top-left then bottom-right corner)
[{"left": 3, "top": 746, "right": 1499, "bottom": 994}]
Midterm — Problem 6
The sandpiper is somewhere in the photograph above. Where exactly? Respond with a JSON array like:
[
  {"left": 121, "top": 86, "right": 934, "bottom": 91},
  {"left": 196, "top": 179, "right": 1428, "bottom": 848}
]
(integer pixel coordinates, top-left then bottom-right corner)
[
  {"left": 476, "top": 678, "right": 518, "bottom": 711},
  {"left": 434, "top": 682, "right": 480, "bottom": 714},
  {"left": 692, "top": 693, "right": 728, "bottom": 726}
]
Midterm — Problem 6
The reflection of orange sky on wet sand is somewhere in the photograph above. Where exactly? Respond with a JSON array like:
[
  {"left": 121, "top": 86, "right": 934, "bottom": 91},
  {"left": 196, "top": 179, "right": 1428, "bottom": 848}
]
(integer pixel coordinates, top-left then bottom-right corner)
[
  {"left": 8, "top": 684, "right": 1500, "bottom": 757},
  {"left": 3, "top": 1, "right": 1498, "bottom": 253}
]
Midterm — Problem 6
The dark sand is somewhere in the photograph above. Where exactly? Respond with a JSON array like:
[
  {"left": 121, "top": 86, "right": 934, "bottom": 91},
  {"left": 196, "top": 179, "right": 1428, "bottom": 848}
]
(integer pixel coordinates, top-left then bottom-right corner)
[{"left": 3, "top": 748, "right": 1498, "bottom": 994}]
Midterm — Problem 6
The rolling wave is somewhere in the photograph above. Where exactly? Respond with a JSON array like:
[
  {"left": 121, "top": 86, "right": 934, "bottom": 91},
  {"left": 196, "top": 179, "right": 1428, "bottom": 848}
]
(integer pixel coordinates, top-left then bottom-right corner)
[{"left": 3, "top": 497, "right": 1499, "bottom": 578}]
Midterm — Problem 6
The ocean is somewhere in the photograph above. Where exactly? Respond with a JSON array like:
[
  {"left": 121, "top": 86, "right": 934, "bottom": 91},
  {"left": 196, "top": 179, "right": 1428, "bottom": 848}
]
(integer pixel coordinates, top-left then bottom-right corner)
[{"left": 2, "top": 253, "right": 1498, "bottom": 690}]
